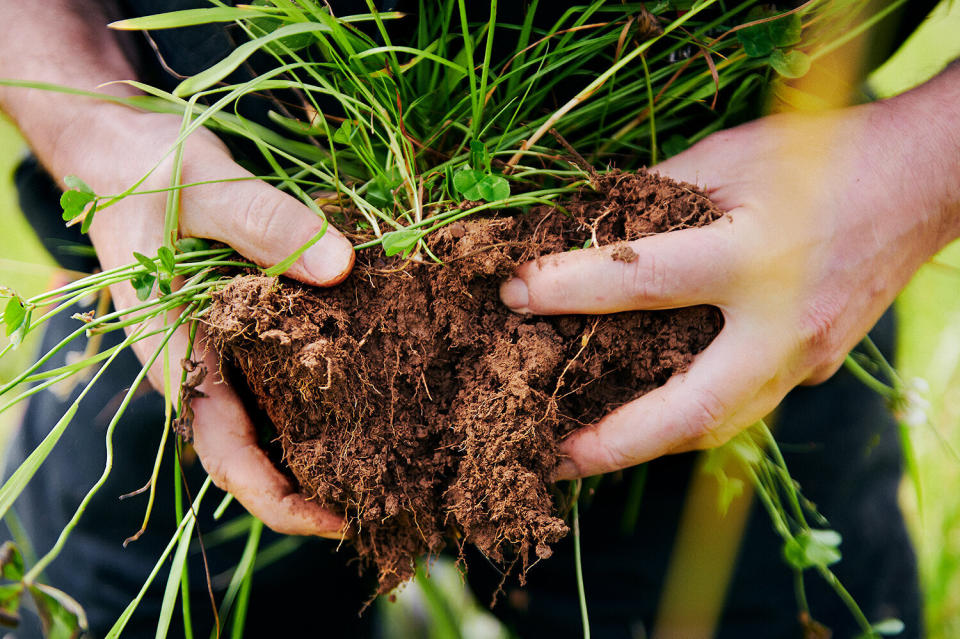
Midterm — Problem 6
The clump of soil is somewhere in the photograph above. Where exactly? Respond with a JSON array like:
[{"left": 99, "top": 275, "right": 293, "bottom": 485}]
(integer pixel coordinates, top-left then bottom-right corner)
[{"left": 204, "top": 169, "right": 724, "bottom": 594}]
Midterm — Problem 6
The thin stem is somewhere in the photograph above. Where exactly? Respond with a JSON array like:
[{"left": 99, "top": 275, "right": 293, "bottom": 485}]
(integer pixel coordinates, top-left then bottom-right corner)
[
  {"left": 640, "top": 52, "right": 657, "bottom": 165},
  {"left": 572, "top": 479, "right": 590, "bottom": 639},
  {"left": 843, "top": 355, "right": 895, "bottom": 398},
  {"left": 815, "top": 565, "right": 875, "bottom": 636},
  {"left": 24, "top": 305, "right": 195, "bottom": 583}
]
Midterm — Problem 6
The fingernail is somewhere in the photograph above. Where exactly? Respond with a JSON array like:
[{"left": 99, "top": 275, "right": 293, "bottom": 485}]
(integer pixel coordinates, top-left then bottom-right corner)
[
  {"left": 499, "top": 277, "right": 529, "bottom": 312},
  {"left": 303, "top": 234, "right": 355, "bottom": 285}
]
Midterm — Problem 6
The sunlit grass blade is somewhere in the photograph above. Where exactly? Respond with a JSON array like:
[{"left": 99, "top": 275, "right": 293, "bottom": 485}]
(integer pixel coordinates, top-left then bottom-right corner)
[{"left": 109, "top": 7, "right": 276, "bottom": 30}]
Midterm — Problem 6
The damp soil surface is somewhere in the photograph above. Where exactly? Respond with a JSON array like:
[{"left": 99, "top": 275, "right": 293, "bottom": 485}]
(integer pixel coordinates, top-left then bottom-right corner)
[{"left": 204, "top": 169, "right": 725, "bottom": 594}]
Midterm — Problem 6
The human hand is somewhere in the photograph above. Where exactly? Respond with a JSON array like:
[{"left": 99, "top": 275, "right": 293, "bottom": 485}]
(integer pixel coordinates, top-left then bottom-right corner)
[
  {"left": 62, "top": 104, "right": 354, "bottom": 535},
  {"left": 500, "top": 87, "right": 960, "bottom": 479}
]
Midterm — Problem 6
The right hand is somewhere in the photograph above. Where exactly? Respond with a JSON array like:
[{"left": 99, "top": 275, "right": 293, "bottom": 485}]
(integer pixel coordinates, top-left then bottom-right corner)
[{"left": 59, "top": 103, "right": 354, "bottom": 536}]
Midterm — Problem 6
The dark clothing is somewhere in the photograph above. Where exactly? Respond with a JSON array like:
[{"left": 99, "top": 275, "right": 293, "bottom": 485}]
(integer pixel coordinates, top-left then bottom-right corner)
[{"left": 5, "top": 1, "right": 935, "bottom": 637}]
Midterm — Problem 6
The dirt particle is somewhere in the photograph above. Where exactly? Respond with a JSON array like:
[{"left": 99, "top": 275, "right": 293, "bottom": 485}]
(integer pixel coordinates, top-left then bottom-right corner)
[{"left": 610, "top": 243, "right": 638, "bottom": 263}]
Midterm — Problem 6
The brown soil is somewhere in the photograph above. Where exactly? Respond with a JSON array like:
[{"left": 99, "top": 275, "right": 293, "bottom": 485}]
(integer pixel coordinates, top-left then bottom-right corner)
[{"left": 204, "top": 169, "right": 724, "bottom": 594}]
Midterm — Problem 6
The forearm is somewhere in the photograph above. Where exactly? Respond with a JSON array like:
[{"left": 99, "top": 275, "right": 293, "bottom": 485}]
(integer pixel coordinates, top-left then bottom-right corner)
[
  {"left": 0, "top": 1, "right": 139, "bottom": 175},
  {"left": 875, "top": 60, "right": 960, "bottom": 252}
]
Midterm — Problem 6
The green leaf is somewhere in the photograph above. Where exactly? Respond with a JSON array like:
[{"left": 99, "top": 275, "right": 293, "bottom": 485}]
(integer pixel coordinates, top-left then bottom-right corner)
[
  {"left": 737, "top": 22, "right": 774, "bottom": 58},
  {"left": 769, "top": 49, "right": 811, "bottom": 79},
  {"left": 154, "top": 500, "right": 197, "bottom": 639},
  {"left": 0, "top": 583, "right": 22, "bottom": 628},
  {"left": 175, "top": 237, "right": 209, "bottom": 253},
  {"left": 366, "top": 171, "right": 400, "bottom": 209},
  {"left": 174, "top": 22, "right": 335, "bottom": 97},
  {"left": 453, "top": 168, "right": 485, "bottom": 200},
  {"left": 476, "top": 174, "right": 510, "bottom": 202},
  {"left": 157, "top": 276, "right": 173, "bottom": 297},
  {"left": 726, "top": 73, "right": 764, "bottom": 114},
  {"left": 738, "top": 9, "right": 801, "bottom": 58},
  {"left": 872, "top": 618, "right": 905, "bottom": 635},
  {"left": 131, "top": 273, "right": 156, "bottom": 301},
  {"left": 453, "top": 169, "right": 509, "bottom": 202},
  {"left": 3, "top": 297, "right": 25, "bottom": 337},
  {"left": 469, "top": 140, "right": 489, "bottom": 172},
  {"left": 59, "top": 190, "right": 96, "bottom": 222},
  {"left": 157, "top": 246, "right": 176, "bottom": 274},
  {"left": 662, "top": 134, "right": 690, "bottom": 158},
  {"left": 60, "top": 176, "right": 97, "bottom": 222},
  {"left": 783, "top": 529, "right": 842, "bottom": 570},
  {"left": 768, "top": 13, "right": 802, "bottom": 48},
  {"left": 267, "top": 110, "right": 328, "bottom": 137},
  {"left": 132, "top": 252, "right": 157, "bottom": 272},
  {"left": 332, "top": 120, "right": 354, "bottom": 145},
  {"left": 0, "top": 542, "right": 24, "bottom": 581},
  {"left": 29, "top": 583, "right": 88, "bottom": 639},
  {"left": 350, "top": 46, "right": 468, "bottom": 76},
  {"left": 80, "top": 208, "right": 97, "bottom": 234},
  {"left": 381, "top": 229, "right": 421, "bottom": 257},
  {"left": 63, "top": 175, "right": 93, "bottom": 194},
  {"left": 0, "top": 404, "right": 79, "bottom": 524},
  {"left": 109, "top": 6, "right": 274, "bottom": 30},
  {"left": 249, "top": 0, "right": 314, "bottom": 54},
  {"left": 11, "top": 309, "right": 30, "bottom": 347}
]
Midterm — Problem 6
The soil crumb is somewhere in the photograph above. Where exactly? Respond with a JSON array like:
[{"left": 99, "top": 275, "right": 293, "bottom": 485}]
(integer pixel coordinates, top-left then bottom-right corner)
[
  {"left": 205, "top": 169, "right": 724, "bottom": 594},
  {"left": 610, "top": 243, "right": 638, "bottom": 263}
]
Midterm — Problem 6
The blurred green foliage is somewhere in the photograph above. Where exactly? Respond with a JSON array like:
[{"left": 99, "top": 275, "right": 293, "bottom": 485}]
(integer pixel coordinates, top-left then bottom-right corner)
[
  {"left": 871, "top": 3, "right": 960, "bottom": 638},
  {"left": 0, "top": 118, "right": 54, "bottom": 441}
]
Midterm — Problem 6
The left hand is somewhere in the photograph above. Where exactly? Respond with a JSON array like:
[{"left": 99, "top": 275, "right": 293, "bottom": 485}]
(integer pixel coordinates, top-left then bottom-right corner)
[{"left": 499, "top": 82, "right": 960, "bottom": 479}]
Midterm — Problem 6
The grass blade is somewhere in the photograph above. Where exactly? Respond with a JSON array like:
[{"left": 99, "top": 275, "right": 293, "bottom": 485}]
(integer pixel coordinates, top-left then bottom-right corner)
[
  {"left": 105, "top": 477, "right": 212, "bottom": 639},
  {"left": 109, "top": 7, "right": 274, "bottom": 30}
]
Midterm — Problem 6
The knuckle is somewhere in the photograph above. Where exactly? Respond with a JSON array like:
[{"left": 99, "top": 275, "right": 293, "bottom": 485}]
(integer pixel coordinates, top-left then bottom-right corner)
[
  {"left": 596, "top": 438, "right": 636, "bottom": 473},
  {"left": 241, "top": 188, "right": 288, "bottom": 248},
  {"left": 626, "top": 251, "right": 670, "bottom": 303},
  {"left": 681, "top": 388, "right": 728, "bottom": 441},
  {"left": 797, "top": 299, "right": 844, "bottom": 365}
]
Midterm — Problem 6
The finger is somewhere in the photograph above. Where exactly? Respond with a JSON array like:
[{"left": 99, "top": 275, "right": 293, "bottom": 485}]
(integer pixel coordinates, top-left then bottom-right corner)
[
  {"left": 179, "top": 173, "right": 355, "bottom": 287},
  {"left": 554, "top": 321, "right": 782, "bottom": 479},
  {"left": 500, "top": 222, "right": 737, "bottom": 314},
  {"left": 190, "top": 352, "right": 346, "bottom": 538}
]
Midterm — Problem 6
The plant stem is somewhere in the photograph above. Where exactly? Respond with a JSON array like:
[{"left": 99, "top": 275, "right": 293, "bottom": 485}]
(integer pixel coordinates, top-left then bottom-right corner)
[
  {"left": 572, "top": 479, "right": 590, "bottom": 639},
  {"left": 843, "top": 355, "right": 895, "bottom": 398},
  {"left": 24, "top": 305, "right": 195, "bottom": 583}
]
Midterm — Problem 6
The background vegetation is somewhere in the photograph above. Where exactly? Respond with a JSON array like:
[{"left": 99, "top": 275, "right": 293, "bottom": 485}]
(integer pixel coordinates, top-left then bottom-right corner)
[{"left": 0, "top": 1, "right": 958, "bottom": 637}]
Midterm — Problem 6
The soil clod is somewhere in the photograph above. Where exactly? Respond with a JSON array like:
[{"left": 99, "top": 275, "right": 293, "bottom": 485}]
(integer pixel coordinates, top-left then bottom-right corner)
[
  {"left": 610, "top": 243, "right": 639, "bottom": 263},
  {"left": 205, "top": 169, "right": 724, "bottom": 594}
]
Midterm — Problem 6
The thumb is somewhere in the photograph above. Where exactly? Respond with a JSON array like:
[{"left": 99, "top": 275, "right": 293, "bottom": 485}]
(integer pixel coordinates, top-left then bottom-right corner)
[
  {"left": 180, "top": 174, "right": 355, "bottom": 287},
  {"left": 500, "top": 222, "right": 736, "bottom": 315}
]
